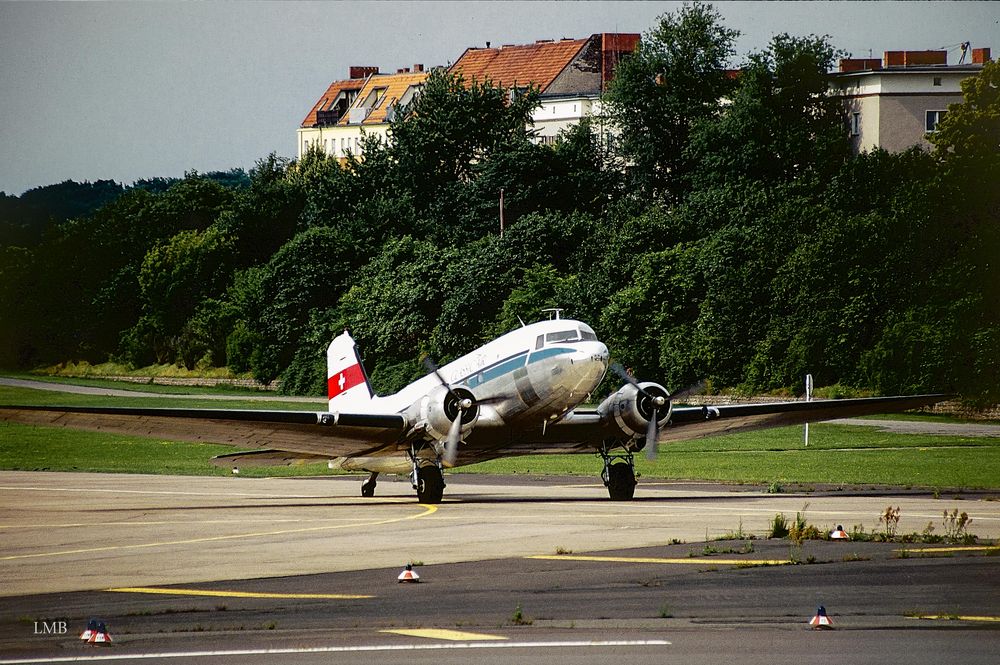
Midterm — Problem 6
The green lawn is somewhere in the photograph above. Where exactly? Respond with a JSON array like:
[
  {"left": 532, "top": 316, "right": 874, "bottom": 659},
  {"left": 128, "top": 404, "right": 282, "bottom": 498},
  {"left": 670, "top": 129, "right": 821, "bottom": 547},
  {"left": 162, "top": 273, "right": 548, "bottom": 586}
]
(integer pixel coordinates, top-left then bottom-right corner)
[{"left": 1, "top": 383, "right": 998, "bottom": 489}]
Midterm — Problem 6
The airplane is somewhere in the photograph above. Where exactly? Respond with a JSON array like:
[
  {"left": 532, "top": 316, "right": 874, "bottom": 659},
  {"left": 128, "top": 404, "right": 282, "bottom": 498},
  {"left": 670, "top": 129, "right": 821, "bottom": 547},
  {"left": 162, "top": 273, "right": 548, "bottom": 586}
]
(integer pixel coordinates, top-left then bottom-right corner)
[{"left": 0, "top": 311, "right": 947, "bottom": 503}]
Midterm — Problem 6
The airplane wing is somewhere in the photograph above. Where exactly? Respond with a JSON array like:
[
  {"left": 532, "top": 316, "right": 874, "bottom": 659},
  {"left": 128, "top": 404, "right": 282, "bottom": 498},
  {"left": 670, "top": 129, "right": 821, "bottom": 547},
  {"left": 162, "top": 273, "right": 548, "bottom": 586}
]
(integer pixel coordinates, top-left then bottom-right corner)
[
  {"left": 0, "top": 405, "right": 406, "bottom": 459},
  {"left": 465, "top": 393, "right": 951, "bottom": 460},
  {"left": 659, "top": 394, "right": 950, "bottom": 443}
]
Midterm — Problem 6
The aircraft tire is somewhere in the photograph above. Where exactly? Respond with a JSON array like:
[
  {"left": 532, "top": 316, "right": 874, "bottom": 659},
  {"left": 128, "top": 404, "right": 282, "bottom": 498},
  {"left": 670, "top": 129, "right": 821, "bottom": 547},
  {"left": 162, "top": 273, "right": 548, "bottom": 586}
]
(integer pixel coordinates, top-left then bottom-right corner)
[
  {"left": 606, "top": 463, "right": 636, "bottom": 501},
  {"left": 416, "top": 465, "right": 445, "bottom": 504}
]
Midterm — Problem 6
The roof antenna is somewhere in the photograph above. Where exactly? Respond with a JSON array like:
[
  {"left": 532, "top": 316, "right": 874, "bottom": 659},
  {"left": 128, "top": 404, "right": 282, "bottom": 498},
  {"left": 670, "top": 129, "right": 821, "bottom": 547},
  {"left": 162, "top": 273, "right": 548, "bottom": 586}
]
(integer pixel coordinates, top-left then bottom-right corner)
[
  {"left": 517, "top": 316, "right": 526, "bottom": 328},
  {"left": 541, "top": 307, "right": 563, "bottom": 320}
]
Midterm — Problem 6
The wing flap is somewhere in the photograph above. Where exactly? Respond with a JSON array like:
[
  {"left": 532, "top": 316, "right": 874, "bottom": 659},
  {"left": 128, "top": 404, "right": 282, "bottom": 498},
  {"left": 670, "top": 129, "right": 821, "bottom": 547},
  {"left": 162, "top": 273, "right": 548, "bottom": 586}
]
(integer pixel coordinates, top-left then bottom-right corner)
[{"left": 0, "top": 405, "right": 406, "bottom": 458}]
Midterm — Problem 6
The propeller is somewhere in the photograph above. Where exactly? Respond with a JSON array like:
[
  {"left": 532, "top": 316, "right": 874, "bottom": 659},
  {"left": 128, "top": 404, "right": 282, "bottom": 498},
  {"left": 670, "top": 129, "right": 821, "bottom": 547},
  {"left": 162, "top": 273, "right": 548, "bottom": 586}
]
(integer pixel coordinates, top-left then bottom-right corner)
[
  {"left": 422, "top": 356, "right": 501, "bottom": 466},
  {"left": 609, "top": 364, "right": 705, "bottom": 461},
  {"left": 609, "top": 364, "right": 668, "bottom": 460}
]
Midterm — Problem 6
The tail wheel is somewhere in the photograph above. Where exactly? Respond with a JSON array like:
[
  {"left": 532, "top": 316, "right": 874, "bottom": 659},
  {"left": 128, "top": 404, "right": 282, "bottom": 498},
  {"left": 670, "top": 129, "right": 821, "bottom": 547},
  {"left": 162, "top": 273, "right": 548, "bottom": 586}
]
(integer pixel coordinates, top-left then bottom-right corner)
[
  {"left": 606, "top": 463, "right": 636, "bottom": 501},
  {"left": 416, "top": 465, "right": 445, "bottom": 504}
]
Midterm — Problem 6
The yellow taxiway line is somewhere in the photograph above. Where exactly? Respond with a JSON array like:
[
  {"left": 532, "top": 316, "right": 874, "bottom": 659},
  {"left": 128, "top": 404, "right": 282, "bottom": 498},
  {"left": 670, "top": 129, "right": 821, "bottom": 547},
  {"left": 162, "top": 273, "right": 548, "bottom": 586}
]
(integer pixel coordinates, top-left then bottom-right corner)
[
  {"left": 106, "top": 587, "right": 372, "bottom": 600},
  {"left": 381, "top": 628, "right": 507, "bottom": 641},
  {"left": 527, "top": 554, "right": 790, "bottom": 566}
]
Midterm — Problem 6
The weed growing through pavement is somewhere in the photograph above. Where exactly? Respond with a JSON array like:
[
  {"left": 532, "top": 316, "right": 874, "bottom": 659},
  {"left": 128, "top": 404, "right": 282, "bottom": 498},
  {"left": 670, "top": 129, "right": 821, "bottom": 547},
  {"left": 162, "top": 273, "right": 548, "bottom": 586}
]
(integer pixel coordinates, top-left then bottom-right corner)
[
  {"left": 768, "top": 513, "right": 789, "bottom": 539},
  {"left": 880, "top": 506, "right": 901, "bottom": 539},
  {"left": 554, "top": 545, "right": 573, "bottom": 555},
  {"left": 511, "top": 604, "right": 532, "bottom": 626},
  {"left": 942, "top": 509, "right": 974, "bottom": 544}
]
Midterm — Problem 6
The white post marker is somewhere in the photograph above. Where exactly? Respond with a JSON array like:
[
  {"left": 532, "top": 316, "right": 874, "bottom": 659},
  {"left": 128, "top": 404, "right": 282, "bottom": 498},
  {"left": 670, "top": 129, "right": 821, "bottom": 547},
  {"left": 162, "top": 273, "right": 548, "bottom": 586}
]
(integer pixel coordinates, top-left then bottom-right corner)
[{"left": 804, "top": 374, "right": 813, "bottom": 447}]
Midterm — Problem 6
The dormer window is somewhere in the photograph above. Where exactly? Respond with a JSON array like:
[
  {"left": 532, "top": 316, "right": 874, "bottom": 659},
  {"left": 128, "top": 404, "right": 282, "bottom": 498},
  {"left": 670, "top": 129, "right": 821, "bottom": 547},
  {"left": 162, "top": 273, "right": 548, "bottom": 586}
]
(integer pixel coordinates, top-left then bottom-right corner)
[
  {"left": 362, "top": 87, "right": 388, "bottom": 109},
  {"left": 399, "top": 84, "right": 424, "bottom": 107}
]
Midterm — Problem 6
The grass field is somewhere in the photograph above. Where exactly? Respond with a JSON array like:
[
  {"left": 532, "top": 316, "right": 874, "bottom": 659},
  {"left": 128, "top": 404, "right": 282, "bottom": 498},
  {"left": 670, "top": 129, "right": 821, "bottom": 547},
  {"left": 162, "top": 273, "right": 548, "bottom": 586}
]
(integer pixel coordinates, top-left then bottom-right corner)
[{"left": 1, "top": 383, "right": 998, "bottom": 489}]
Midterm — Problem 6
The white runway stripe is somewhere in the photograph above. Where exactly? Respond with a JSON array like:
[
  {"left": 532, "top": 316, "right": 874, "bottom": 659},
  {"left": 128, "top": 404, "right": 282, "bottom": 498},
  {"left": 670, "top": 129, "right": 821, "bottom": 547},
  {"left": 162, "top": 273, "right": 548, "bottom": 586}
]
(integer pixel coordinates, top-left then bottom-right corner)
[{"left": 0, "top": 640, "right": 671, "bottom": 663}]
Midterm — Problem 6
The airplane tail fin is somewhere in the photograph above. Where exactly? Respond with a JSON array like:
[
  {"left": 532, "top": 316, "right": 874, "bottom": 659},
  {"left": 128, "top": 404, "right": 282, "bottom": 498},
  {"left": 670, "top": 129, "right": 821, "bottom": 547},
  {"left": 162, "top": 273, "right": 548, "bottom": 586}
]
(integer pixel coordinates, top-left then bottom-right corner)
[{"left": 327, "top": 331, "right": 374, "bottom": 412}]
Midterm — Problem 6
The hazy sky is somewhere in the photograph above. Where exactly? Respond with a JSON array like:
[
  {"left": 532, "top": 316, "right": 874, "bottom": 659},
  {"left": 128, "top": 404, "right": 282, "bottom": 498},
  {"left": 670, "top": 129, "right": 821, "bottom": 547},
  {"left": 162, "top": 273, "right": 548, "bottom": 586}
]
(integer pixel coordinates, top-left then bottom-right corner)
[{"left": 1, "top": 1, "right": 996, "bottom": 195}]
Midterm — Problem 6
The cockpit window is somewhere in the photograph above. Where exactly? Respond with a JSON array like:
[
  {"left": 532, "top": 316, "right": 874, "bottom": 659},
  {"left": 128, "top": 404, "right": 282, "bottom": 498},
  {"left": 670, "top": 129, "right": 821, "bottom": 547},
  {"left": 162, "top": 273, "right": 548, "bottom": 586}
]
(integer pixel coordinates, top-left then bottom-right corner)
[
  {"left": 546, "top": 330, "right": 579, "bottom": 344},
  {"left": 580, "top": 330, "right": 598, "bottom": 341},
  {"left": 535, "top": 335, "right": 545, "bottom": 350}
]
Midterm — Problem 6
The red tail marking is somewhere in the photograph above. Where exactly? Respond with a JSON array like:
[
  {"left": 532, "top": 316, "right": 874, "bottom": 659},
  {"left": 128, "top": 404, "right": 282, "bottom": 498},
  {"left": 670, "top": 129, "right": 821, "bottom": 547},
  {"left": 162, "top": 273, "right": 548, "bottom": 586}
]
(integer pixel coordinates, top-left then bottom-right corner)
[{"left": 328, "top": 363, "right": 366, "bottom": 400}]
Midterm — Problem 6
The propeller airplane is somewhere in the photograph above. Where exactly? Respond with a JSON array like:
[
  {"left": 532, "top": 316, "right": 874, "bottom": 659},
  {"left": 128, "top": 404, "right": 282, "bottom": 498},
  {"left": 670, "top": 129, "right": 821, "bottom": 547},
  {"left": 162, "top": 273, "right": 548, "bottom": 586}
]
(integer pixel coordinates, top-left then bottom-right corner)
[{"left": 0, "top": 312, "right": 948, "bottom": 502}]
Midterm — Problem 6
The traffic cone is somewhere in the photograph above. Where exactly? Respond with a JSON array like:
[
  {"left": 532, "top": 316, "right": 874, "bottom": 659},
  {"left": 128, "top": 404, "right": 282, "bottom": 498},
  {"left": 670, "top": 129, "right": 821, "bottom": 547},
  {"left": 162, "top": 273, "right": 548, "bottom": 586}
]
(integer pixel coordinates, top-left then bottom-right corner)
[
  {"left": 809, "top": 605, "right": 834, "bottom": 629},
  {"left": 830, "top": 525, "right": 850, "bottom": 540},
  {"left": 397, "top": 563, "right": 420, "bottom": 583},
  {"left": 79, "top": 619, "right": 97, "bottom": 641},
  {"left": 88, "top": 622, "right": 113, "bottom": 645}
]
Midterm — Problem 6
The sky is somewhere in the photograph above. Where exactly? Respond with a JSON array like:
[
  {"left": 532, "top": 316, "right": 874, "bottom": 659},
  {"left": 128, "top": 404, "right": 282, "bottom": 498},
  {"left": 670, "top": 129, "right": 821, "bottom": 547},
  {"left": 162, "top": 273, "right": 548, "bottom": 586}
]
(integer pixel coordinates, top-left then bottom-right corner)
[{"left": 1, "top": 1, "right": 997, "bottom": 196}]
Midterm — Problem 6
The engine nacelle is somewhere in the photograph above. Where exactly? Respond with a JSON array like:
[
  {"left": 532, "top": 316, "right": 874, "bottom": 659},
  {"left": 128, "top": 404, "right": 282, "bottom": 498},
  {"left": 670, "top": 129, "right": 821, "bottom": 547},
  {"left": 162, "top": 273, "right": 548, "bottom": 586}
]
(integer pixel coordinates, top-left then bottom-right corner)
[
  {"left": 598, "top": 381, "right": 672, "bottom": 439},
  {"left": 422, "top": 384, "right": 480, "bottom": 443}
]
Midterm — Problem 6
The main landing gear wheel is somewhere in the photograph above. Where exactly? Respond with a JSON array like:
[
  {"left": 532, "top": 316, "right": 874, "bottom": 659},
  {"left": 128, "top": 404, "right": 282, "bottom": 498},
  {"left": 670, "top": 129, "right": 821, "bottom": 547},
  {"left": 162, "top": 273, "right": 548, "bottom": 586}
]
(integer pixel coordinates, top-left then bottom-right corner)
[
  {"left": 416, "top": 465, "right": 445, "bottom": 504},
  {"left": 606, "top": 462, "right": 637, "bottom": 501},
  {"left": 361, "top": 472, "right": 378, "bottom": 498}
]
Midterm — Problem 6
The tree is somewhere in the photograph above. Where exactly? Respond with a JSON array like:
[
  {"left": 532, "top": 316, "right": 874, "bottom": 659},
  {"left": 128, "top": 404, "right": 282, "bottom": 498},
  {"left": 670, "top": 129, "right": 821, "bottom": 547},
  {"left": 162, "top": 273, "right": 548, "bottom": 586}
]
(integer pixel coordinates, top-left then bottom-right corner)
[
  {"left": 687, "top": 33, "right": 848, "bottom": 191},
  {"left": 603, "top": 1, "right": 738, "bottom": 203}
]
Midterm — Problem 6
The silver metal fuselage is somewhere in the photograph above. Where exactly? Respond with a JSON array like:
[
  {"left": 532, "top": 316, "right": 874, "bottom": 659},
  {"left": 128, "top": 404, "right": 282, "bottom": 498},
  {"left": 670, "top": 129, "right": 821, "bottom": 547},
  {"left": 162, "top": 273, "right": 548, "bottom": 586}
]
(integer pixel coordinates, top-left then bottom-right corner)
[{"left": 333, "top": 319, "right": 609, "bottom": 472}]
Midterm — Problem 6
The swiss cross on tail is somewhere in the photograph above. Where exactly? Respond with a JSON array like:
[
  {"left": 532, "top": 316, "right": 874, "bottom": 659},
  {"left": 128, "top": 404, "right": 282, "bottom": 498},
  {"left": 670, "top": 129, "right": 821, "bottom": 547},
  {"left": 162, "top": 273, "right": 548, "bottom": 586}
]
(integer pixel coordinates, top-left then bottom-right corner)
[{"left": 326, "top": 331, "right": 374, "bottom": 411}]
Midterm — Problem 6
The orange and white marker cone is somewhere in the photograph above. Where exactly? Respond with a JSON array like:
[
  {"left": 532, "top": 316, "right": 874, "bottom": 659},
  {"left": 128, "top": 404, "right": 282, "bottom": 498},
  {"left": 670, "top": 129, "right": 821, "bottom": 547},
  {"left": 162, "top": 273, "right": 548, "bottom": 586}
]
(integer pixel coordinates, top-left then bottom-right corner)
[
  {"left": 830, "top": 525, "right": 850, "bottom": 540},
  {"left": 809, "top": 605, "right": 834, "bottom": 629},
  {"left": 80, "top": 619, "right": 97, "bottom": 641},
  {"left": 88, "top": 621, "right": 112, "bottom": 645},
  {"left": 397, "top": 563, "right": 420, "bottom": 583}
]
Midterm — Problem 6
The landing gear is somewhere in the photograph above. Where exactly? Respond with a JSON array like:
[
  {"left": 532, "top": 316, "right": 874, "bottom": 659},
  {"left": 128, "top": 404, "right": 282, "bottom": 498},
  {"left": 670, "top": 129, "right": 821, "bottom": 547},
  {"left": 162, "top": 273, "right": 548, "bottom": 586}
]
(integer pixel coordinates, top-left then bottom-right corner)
[
  {"left": 600, "top": 444, "right": 637, "bottom": 501},
  {"left": 361, "top": 472, "right": 378, "bottom": 497},
  {"left": 409, "top": 444, "right": 446, "bottom": 504},
  {"left": 415, "top": 464, "right": 445, "bottom": 504}
]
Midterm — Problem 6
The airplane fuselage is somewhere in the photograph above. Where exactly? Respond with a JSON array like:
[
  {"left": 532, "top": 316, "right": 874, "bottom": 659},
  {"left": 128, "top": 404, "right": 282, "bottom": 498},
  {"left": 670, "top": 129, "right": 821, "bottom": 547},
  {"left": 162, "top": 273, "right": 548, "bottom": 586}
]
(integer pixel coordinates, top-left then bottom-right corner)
[{"left": 333, "top": 319, "right": 609, "bottom": 472}]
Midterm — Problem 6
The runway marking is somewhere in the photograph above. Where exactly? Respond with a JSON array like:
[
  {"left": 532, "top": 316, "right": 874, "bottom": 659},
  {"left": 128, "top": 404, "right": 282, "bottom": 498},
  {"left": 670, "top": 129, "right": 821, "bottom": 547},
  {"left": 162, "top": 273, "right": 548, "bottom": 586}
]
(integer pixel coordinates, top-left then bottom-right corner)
[
  {"left": 106, "top": 586, "right": 372, "bottom": 600},
  {"left": 895, "top": 545, "right": 998, "bottom": 554},
  {"left": 381, "top": 628, "right": 507, "bottom": 641},
  {"left": 0, "top": 504, "right": 437, "bottom": 561},
  {"left": 527, "top": 554, "right": 790, "bottom": 566},
  {"left": 909, "top": 614, "right": 1000, "bottom": 623},
  {"left": 0, "top": 640, "right": 672, "bottom": 663}
]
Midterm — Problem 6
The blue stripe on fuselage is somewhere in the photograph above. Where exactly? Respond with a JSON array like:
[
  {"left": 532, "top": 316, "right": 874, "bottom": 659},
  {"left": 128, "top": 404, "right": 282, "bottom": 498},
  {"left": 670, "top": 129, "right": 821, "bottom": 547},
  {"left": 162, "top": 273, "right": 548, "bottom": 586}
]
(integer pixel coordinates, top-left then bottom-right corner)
[{"left": 461, "top": 346, "right": 575, "bottom": 389}]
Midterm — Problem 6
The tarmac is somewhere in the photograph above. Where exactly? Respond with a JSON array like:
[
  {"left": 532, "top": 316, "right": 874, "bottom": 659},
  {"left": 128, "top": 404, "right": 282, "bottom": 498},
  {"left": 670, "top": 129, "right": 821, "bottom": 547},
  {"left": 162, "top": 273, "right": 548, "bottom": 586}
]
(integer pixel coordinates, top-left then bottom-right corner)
[{"left": 1, "top": 472, "right": 998, "bottom": 664}]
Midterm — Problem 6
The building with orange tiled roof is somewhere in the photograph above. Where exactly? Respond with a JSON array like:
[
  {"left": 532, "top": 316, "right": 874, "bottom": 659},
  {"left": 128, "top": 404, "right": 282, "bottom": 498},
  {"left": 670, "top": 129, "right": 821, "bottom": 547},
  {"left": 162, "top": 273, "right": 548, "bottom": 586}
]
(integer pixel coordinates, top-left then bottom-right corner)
[
  {"left": 449, "top": 33, "right": 638, "bottom": 144},
  {"left": 298, "top": 66, "right": 430, "bottom": 161},
  {"left": 296, "top": 33, "right": 639, "bottom": 161}
]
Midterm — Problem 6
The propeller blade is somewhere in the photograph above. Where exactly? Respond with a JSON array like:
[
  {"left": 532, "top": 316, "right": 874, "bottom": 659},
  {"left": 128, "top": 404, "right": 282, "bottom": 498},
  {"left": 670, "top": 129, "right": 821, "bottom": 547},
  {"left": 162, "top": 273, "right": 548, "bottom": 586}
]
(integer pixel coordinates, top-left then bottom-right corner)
[
  {"left": 444, "top": 409, "right": 463, "bottom": 466},
  {"left": 423, "top": 356, "right": 460, "bottom": 402},
  {"left": 670, "top": 379, "right": 707, "bottom": 402},
  {"left": 610, "top": 362, "right": 653, "bottom": 398},
  {"left": 645, "top": 406, "right": 659, "bottom": 460}
]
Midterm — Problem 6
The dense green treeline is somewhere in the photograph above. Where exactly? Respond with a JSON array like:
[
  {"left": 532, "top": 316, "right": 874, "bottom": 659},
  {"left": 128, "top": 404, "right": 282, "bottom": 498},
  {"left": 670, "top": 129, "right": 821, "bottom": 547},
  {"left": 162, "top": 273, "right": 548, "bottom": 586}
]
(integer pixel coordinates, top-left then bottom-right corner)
[{"left": 1, "top": 4, "right": 997, "bottom": 402}]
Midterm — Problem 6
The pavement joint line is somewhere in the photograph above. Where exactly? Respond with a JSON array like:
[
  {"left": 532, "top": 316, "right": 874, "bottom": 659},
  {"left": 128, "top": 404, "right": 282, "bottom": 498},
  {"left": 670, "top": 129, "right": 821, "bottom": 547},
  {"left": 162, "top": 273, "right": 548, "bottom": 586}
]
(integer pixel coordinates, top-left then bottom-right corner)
[
  {"left": 381, "top": 628, "right": 508, "bottom": 641},
  {"left": 105, "top": 587, "right": 373, "bottom": 600},
  {"left": 527, "top": 554, "right": 791, "bottom": 566},
  {"left": 0, "top": 505, "right": 437, "bottom": 561},
  {"left": 0, "top": 640, "right": 672, "bottom": 663}
]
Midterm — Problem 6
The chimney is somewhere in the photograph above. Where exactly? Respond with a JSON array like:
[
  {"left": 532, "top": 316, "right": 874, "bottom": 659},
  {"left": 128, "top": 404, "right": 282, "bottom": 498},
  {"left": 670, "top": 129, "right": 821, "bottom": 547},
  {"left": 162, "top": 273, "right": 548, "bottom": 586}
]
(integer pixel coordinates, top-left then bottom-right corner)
[
  {"left": 884, "top": 50, "right": 947, "bottom": 67},
  {"left": 486, "top": 41, "right": 491, "bottom": 49},
  {"left": 839, "top": 58, "right": 882, "bottom": 72},
  {"left": 973, "top": 47, "right": 992, "bottom": 64},
  {"left": 414, "top": 63, "right": 424, "bottom": 72},
  {"left": 350, "top": 66, "right": 379, "bottom": 79}
]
